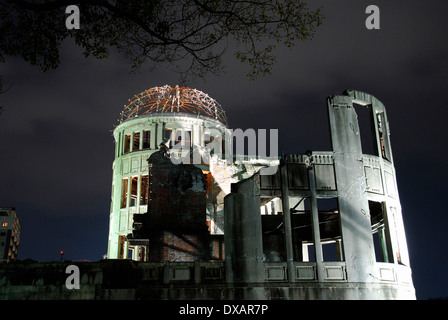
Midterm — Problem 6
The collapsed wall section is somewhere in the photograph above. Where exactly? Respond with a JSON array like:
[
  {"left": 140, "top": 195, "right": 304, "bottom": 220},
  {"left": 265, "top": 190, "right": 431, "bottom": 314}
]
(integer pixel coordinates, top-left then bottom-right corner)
[{"left": 129, "top": 149, "right": 224, "bottom": 262}]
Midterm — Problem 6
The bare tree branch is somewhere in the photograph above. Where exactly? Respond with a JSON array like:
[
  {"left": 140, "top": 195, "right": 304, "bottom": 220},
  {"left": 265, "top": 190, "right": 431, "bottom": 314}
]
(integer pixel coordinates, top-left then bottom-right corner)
[{"left": 0, "top": 0, "right": 324, "bottom": 82}]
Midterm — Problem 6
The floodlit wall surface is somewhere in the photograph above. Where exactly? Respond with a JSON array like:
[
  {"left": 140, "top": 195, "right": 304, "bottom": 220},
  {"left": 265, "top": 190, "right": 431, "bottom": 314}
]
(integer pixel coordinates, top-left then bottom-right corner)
[
  {"left": 0, "top": 260, "right": 415, "bottom": 300},
  {"left": 100, "top": 88, "right": 415, "bottom": 300},
  {"left": 225, "top": 90, "right": 415, "bottom": 299},
  {"left": 107, "top": 113, "right": 231, "bottom": 260}
]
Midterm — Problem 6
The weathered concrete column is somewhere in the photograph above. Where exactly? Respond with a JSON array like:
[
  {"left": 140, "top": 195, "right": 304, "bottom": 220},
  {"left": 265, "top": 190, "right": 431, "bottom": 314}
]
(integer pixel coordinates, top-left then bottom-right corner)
[
  {"left": 327, "top": 95, "right": 375, "bottom": 283},
  {"left": 224, "top": 176, "right": 265, "bottom": 287},
  {"left": 156, "top": 122, "right": 164, "bottom": 146},
  {"left": 308, "top": 164, "right": 325, "bottom": 281},
  {"left": 150, "top": 124, "right": 156, "bottom": 150},
  {"left": 279, "top": 163, "right": 295, "bottom": 282}
]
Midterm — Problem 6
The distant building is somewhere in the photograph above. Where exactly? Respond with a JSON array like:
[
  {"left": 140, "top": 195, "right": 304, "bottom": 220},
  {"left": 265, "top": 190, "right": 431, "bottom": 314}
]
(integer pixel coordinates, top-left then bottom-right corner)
[{"left": 0, "top": 208, "right": 20, "bottom": 263}]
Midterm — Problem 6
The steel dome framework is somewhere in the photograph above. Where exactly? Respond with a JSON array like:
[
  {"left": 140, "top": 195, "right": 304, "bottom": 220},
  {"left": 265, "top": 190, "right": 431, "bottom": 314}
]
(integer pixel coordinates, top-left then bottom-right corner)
[{"left": 119, "top": 85, "right": 228, "bottom": 126}]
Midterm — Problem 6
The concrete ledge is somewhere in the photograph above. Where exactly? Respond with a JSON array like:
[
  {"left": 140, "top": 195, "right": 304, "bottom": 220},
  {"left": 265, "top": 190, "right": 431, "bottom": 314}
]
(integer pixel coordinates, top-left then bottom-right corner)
[{"left": 0, "top": 260, "right": 415, "bottom": 300}]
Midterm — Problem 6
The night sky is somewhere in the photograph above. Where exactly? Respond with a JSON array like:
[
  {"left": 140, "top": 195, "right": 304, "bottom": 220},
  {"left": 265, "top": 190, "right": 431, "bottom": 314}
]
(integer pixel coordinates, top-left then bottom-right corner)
[{"left": 1, "top": 1, "right": 447, "bottom": 300}]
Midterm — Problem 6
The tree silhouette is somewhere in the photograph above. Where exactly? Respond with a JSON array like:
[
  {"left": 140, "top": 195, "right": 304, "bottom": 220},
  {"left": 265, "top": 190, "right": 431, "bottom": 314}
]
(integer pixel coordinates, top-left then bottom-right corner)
[{"left": 0, "top": 0, "right": 323, "bottom": 84}]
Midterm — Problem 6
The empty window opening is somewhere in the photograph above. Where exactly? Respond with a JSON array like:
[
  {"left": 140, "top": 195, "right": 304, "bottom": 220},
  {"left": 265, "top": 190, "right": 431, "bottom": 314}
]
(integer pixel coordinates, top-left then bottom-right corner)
[
  {"left": 322, "top": 241, "right": 343, "bottom": 262},
  {"left": 373, "top": 231, "right": 387, "bottom": 262},
  {"left": 140, "top": 175, "right": 149, "bottom": 205},
  {"left": 376, "top": 113, "right": 386, "bottom": 159},
  {"left": 164, "top": 128, "right": 173, "bottom": 145},
  {"left": 388, "top": 205, "right": 404, "bottom": 265},
  {"left": 142, "top": 130, "right": 151, "bottom": 149},
  {"left": 291, "top": 197, "right": 313, "bottom": 262},
  {"left": 120, "top": 178, "right": 128, "bottom": 208},
  {"left": 261, "top": 197, "right": 342, "bottom": 262},
  {"left": 376, "top": 112, "right": 391, "bottom": 161},
  {"left": 370, "top": 201, "right": 392, "bottom": 263},
  {"left": 304, "top": 244, "right": 316, "bottom": 262},
  {"left": 128, "top": 247, "right": 134, "bottom": 260},
  {"left": 139, "top": 246, "right": 146, "bottom": 262},
  {"left": 173, "top": 129, "right": 183, "bottom": 146},
  {"left": 261, "top": 197, "right": 286, "bottom": 261},
  {"left": 317, "top": 198, "right": 342, "bottom": 262},
  {"left": 184, "top": 130, "right": 192, "bottom": 147},
  {"left": 133, "top": 132, "right": 140, "bottom": 151},
  {"left": 118, "top": 235, "right": 125, "bottom": 259},
  {"left": 209, "top": 135, "right": 216, "bottom": 155},
  {"left": 124, "top": 134, "right": 131, "bottom": 153},
  {"left": 261, "top": 197, "right": 313, "bottom": 262},
  {"left": 130, "top": 176, "right": 138, "bottom": 207},
  {"left": 300, "top": 197, "right": 320, "bottom": 262},
  {"left": 262, "top": 233, "right": 285, "bottom": 262},
  {"left": 221, "top": 137, "right": 226, "bottom": 157},
  {"left": 354, "top": 103, "right": 377, "bottom": 156}
]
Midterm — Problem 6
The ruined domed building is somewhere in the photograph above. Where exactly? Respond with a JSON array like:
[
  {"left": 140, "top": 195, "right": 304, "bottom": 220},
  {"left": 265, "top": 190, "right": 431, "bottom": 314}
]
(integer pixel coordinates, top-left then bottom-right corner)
[
  {"left": 0, "top": 87, "right": 415, "bottom": 300},
  {"left": 106, "top": 85, "right": 275, "bottom": 262},
  {"left": 105, "top": 86, "right": 415, "bottom": 299}
]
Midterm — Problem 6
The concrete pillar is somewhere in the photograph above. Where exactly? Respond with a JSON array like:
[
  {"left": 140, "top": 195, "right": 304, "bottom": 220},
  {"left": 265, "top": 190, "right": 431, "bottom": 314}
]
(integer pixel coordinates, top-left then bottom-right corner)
[
  {"left": 224, "top": 176, "right": 264, "bottom": 285},
  {"left": 308, "top": 165, "right": 325, "bottom": 281},
  {"left": 156, "top": 122, "right": 164, "bottom": 146},
  {"left": 150, "top": 124, "right": 156, "bottom": 150},
  {"left": 336, "top": 239, "right": 344, "bottom": 261},
  {"left": 378, "top": 226, "right": 390, "bottom": 263},
  {"left": 131, "top": 132, "right": 135, "bottom": 152},
  {"left": 327, "top": 95, "right": 375, "bottom": 282},
  {"left": 280, "top": 163, "right": 295, "bottom": 282},
  {"left": 194, "top": 261, "right": 201, "bottom": 284},
  {"left": 193, "top": 123, "right": 201, "bottom": 147},
  {"left": 108, "top": 169, "right": 122, "bottom": 259}
]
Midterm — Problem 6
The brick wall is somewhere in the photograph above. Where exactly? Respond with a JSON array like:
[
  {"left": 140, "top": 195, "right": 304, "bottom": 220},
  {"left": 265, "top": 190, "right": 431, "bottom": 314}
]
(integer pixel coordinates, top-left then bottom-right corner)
[
  {"left": 141, "top": 150, "right": 223, "bottom": 262},
  {"left": 148, "top": 153, "right": 207, "bottom": 230},
  {"left": 147, "top": 231, "right": 206, "bottom": 262}
]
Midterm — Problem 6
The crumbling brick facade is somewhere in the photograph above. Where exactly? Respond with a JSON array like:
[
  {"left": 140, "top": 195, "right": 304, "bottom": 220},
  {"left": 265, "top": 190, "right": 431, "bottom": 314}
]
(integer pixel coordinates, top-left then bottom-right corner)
[{"left": 130, "top": 149, "right": 224, "bottom": 262}]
